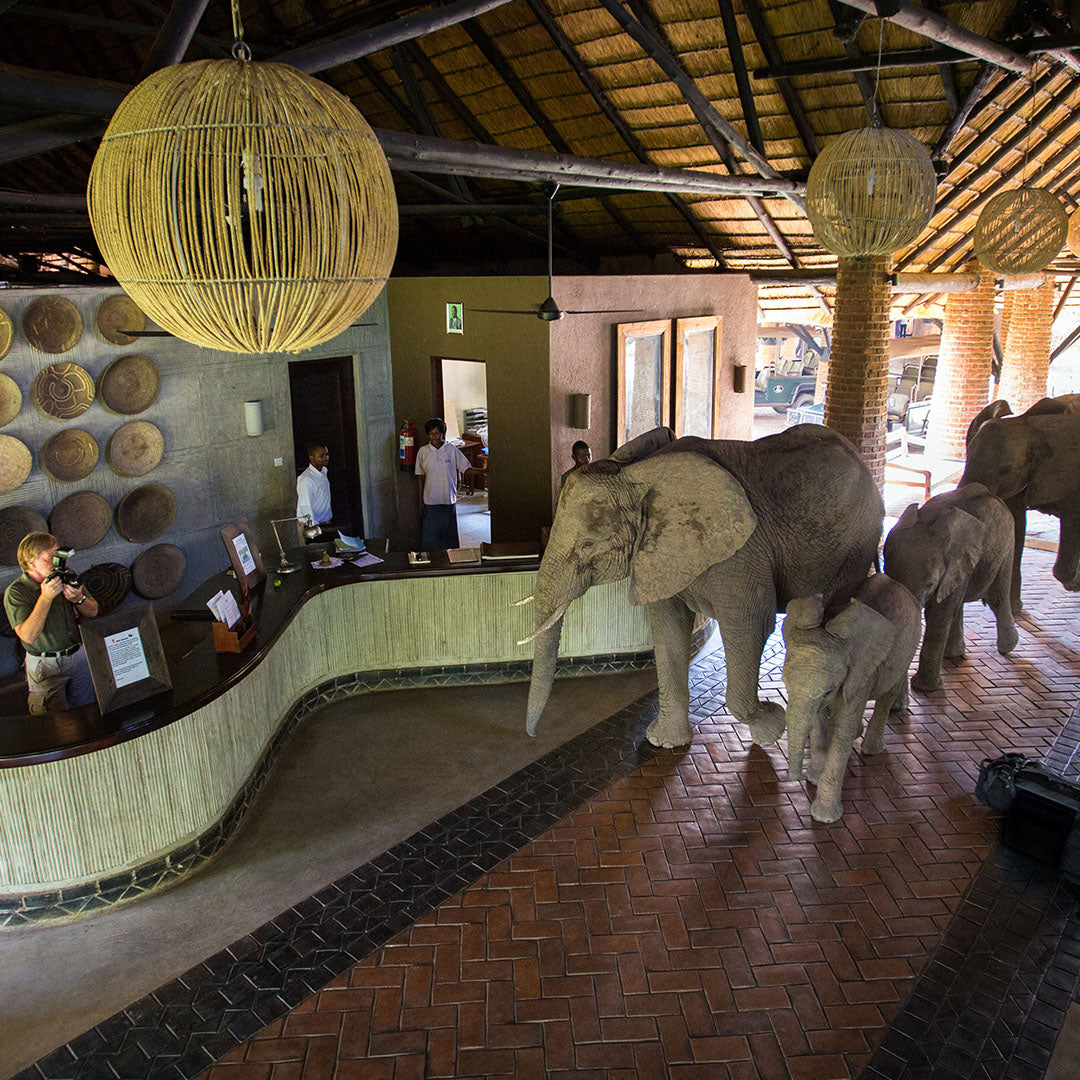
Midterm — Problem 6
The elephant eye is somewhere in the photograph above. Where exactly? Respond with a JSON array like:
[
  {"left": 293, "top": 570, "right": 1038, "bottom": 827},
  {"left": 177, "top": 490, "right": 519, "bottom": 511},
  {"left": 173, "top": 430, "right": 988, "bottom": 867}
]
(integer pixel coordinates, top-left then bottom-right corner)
[{"left": 580, "top": 538, "right": 595, "bottom": 551}]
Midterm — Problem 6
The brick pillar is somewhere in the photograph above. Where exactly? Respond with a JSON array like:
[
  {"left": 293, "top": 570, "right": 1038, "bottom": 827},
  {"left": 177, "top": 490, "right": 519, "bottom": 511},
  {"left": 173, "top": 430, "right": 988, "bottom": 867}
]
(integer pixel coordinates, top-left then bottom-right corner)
[
  {"left": 824, "top": 255, "right": 891, "bottom": 488},
  {"left": 925, "top": 261, "right": 996, "bottom": 461},
  {"left": 998, "top": 280, "right": 1055, "bottom": 411}
]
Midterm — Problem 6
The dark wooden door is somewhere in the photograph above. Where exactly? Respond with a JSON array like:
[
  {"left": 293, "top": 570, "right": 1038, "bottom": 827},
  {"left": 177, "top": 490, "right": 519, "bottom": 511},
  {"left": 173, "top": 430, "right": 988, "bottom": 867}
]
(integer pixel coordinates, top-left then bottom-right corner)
[{"left": 288, "top": 357, "right": 363, "bottom": 534}]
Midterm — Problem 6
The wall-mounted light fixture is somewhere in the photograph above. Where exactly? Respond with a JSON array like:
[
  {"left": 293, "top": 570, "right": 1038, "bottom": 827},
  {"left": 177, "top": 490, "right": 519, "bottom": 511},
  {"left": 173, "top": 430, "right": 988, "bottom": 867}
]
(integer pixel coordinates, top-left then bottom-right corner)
[
  {"left": 732, "top": 365, "right": 748, "bottom": 394},
  {"left": 244, "top": 400, "right": 265, "bottom": 437},
  {"left": 569, "top": 393, "right": 591, "bottom": 429}
]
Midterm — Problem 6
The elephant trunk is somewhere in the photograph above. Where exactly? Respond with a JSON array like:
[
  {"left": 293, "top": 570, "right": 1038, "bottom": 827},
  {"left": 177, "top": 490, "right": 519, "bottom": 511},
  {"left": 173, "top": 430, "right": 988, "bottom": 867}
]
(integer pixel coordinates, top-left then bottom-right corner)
[
  {"left": 785, "top": 694, "right": 816, "bottom": 781},
  {"left": 525, "top": 615, "right": 565, "bottom": 736}
]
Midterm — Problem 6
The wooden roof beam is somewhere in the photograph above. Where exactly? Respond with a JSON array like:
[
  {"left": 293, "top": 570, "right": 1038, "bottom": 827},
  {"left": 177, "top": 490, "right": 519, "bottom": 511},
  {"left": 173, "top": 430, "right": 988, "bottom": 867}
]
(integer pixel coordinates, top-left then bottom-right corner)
[
  {"left": 524, "top": 0, "right": 729, "bottom": 268},
  {"left": 716, "top": 0, "right": 763, "bottom": 155},
  {"left": 740, "top": 0, "right": 819, "bottom": 158},
  {"left": 834, "top": 0, "right": 1033, "bottom": 74},
  {"left": 933, "top": 66, "right": 1016, "bottom": 165},
  {"left": 753, "top": 45, "right": 969, "bottom": 80},
  {"left": 139, "top": 0, "right": 212, "bottom": 76}
]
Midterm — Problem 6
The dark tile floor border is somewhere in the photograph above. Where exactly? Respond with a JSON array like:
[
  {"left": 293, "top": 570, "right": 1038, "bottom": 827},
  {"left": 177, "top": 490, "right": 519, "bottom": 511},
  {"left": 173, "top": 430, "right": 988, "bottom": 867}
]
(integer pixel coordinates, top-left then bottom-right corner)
[
  {"left": 0, "top": 648, "right": 659, "bottom": 929},
  {"left": 858, "top": 699, "right": 1080, "bottom": 1080}
]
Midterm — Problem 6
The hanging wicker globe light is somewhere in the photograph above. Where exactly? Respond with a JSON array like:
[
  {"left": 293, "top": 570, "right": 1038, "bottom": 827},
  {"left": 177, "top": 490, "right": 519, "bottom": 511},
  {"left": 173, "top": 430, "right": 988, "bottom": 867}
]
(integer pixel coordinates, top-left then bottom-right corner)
[
  {"left": 805, "top": 124, "right": 936, "bottom": 257},
  {"left": 1066, "top": 208, "right": 1080, "bottom": 259},
  {"left": 87, "top": 58, "right": 398, "bottom": 354},
  {"left": 974, "top": 187, "right": 1066, "bottom": 275}
]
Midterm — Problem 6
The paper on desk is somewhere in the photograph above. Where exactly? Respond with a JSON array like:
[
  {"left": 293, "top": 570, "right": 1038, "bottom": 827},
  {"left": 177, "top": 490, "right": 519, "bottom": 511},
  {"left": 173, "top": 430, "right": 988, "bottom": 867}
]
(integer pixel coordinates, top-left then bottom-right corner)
[
  {"left": 336, "top": 533, "right": 366, "bottom": 551},
  {"left": 104, "top": 627, "right": 149, "bottom": 689},
  {"left": 231, "top": 533, "right": 257, "bottom": 576},
  {"left": 350, "top": 552, "right": 383, "bottom": 568},
  {"left": 206, "top": 588, "right": 242, "bottom": 627}
]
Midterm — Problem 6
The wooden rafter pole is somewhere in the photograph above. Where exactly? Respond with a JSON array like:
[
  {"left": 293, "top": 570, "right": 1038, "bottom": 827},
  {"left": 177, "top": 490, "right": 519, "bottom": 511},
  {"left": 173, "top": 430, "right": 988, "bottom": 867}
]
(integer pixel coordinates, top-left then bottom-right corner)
[
  {"left": 935, "top": 70, "right": 1042, "bottom": 170},
  {"left": 716, "top": 0, "right": 763, "bottom": 154},
  {"left": 753, "top": 45, "right": 969, "bottom": 80},
  {"left": 524, "top": 0, "right": 729, "bottom": 267},
  {"left": 740, "top": 0, "right": 819, "bottom": 159},
  {"left": 1051, "top": 321, "right": 1080, "bottom": 360},
  {"left": 834, "top": 0, "right": 1033, "bottom": 74},
  {"left": 1053, "top": 276, "right": 1077, "bottom": 323},
  {"left": 138, "top": 0, "right": 212, "bottom": 77}
]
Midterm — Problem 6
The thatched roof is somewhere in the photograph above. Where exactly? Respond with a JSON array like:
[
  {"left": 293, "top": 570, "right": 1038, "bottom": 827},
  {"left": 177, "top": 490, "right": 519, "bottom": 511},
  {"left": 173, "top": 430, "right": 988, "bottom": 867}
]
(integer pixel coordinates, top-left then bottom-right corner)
[{"left": 1, "top": 0, "right": 1078, "bottom": 319}]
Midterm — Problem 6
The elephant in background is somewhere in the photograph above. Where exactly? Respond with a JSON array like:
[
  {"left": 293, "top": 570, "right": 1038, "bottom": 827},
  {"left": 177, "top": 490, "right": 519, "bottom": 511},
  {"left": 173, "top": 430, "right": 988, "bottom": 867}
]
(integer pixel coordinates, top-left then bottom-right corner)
[
  {"left": 966, "top": 394, "right": 1080, "bottom": 446},
  {"left": 960, "top": 411, "right": 1080, "bottom": 611},
  {"left": 883, "top": 484, "right": 1018, "bottom": 693},
  {"left": 525, "top": 425, "right": 884, "bottom": 750},
  {"left": 782, "top": 575, "right": 921, "bottom": 823}
]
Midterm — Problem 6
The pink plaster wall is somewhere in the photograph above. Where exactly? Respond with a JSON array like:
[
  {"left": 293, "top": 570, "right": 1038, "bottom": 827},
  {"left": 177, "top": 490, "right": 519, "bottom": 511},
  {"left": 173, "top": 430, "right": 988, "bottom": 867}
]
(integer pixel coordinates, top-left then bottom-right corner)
[{"left": 548, "top": 274, "right": 757, "bottom": 510}]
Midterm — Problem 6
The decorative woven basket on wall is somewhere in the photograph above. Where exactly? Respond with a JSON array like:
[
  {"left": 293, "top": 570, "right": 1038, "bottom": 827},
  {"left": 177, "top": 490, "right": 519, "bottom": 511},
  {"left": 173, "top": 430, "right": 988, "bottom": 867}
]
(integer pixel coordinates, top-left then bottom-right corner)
[
  {"left": 87, "top": 59, "right": 399, "bottom": 354},
  {"left": 974, "top": 187, "right": 1067, "bottom": 275},
  {"left": 806, "top": 126, "right": 936, "bottom": 257}
]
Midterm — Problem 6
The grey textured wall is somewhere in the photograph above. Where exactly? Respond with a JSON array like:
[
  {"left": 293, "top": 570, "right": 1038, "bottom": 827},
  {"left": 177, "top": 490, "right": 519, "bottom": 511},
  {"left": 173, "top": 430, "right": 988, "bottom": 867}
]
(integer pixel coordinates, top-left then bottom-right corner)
[{"left": 0, "top": 285, "right": 395, "bottom": 678}]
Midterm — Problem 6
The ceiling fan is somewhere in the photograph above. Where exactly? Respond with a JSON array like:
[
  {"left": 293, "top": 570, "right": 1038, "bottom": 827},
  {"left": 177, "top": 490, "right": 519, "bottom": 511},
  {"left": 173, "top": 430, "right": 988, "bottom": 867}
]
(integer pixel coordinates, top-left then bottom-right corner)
[{"left": 471, "top": 184, "right": 643, "bottom": 322}]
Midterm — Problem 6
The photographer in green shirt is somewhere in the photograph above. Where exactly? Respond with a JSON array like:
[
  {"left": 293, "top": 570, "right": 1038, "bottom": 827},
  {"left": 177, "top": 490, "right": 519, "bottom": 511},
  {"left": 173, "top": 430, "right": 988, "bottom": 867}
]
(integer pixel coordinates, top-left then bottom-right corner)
[{"left": 4, "top": 532, "right": 98, "bottom": 714}]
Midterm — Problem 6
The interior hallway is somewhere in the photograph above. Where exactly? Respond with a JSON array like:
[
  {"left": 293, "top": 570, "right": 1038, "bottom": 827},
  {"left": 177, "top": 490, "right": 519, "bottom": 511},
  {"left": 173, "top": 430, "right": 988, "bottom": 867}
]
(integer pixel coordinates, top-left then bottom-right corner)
[{"left": 6, "top": 548, "right": 1080, "bottom": 1079}]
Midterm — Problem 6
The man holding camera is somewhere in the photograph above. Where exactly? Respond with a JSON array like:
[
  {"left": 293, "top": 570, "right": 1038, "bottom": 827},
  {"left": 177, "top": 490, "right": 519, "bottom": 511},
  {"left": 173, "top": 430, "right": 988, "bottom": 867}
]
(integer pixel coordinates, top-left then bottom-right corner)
[{"left": 4, "top": 532, "right": 98, "bottom": 714}]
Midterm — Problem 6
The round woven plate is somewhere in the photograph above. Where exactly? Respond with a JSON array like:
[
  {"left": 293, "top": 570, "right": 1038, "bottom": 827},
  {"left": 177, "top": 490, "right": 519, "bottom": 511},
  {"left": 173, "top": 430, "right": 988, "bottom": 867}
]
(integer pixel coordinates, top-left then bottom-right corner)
[
  {"left": 0, "top": 308, "right": 12, "bottom": 361},
  {"left": 131, "top": 543, "right": 186, "bottom": 600},
  {"left": 40, "top": 428, "right": 98, "bottom": 482},
  {"left": 115, "top": 483, "right": 176, "bottom": 543},
  {"left": 96, "top": 295, "right": 146, "bottom": 346},
  {"left": 22, "top": 296, "right": 83, "bottom": 354},
  {"left": 0, "top": 373, "right": 21, "bottom": 427},
  {"left": 49, "top": 490, "right": 112, "bottom": 550},
  {"left": 81, "top": 562, "right": 131, "bottom": 616},
  {"left": 0, "top": 506, "right": 48, "bottom": 566},
  {"left": 31, "top": 362, "right": 95, "bottom": 420},
  {"left": 98, "top": 354, "right": 160, "bottom": 414},
  {"left": 106, "top": 420, "right": 163, "bottom": 477},
  {"left": 0, "top": 435, "right": 33, "bottom": 494}
]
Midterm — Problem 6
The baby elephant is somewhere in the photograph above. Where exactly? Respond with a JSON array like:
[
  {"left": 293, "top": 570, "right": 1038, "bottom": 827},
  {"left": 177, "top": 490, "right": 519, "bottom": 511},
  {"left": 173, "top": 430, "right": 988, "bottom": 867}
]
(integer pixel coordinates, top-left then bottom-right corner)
[
  {"left": 883, "top": 483, "right": 1018, "bottom": 694},
  {"left": 782, "top": 574, "right": 921, "bottom": 823}
]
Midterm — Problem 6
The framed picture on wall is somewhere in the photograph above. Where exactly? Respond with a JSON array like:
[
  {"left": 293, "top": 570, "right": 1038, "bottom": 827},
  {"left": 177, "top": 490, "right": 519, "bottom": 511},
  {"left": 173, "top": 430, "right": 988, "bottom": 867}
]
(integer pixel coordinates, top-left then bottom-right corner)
[
  {"left": 616, "top": 320, "right": 671, "bottom": 446},
  {"left": 446, "top": 302, "right": 464, "bottom": 334},
  {"left": 674, "top": 316, "right": 722, "bottom": 438}
]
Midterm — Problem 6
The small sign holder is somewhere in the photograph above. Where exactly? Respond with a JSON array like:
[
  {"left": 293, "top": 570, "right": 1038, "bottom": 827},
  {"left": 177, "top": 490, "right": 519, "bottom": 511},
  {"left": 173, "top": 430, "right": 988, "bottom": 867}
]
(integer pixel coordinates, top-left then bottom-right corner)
[
  {"left": 212, "top": 589, "right": 256, "bottom": 653},
  {"left": 81, "top": 605, "right": 172, "bottom": 714},
  {"left": 220, "top": 518, "right": 265, "bottom": 591}
]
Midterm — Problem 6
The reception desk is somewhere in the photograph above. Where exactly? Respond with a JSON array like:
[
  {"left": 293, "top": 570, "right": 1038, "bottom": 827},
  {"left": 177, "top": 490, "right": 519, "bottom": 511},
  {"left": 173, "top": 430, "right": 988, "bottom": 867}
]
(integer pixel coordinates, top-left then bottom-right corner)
[{"left": 0, "top": 552, "right": 654, "bottom": 925}]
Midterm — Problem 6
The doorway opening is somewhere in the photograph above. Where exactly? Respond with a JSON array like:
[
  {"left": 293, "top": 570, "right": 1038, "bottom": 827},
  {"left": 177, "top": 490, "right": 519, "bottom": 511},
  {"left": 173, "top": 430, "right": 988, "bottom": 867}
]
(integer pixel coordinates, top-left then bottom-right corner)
[
  {"left": 288, "top": 356, "right": 363, "bottom": 537},
  {"left": 430, "top": 356, "right": 489, "bottom": 546}
]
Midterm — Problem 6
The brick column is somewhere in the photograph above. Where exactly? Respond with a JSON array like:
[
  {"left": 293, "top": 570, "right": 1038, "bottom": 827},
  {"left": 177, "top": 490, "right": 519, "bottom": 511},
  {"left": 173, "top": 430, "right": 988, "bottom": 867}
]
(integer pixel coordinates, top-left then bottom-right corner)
[
  {"left": 824, "top": 255, "right": 891, "bottom": 488},
  {"left": 998, "top": 280, "right": 1055, "bottom": 411},
  {"left": 813, "top": 357, "right": 828, "bottom": 404},
  {"left": 925, "top": 260, "right": 996, "bottom": 461}
]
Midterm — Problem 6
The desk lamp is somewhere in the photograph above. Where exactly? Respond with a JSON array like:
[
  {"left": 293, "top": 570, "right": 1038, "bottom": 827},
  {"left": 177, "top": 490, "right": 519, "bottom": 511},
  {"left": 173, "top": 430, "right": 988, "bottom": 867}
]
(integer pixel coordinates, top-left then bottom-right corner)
[{"left": 270, "top": 515, "right": 319, "bottom": 573}]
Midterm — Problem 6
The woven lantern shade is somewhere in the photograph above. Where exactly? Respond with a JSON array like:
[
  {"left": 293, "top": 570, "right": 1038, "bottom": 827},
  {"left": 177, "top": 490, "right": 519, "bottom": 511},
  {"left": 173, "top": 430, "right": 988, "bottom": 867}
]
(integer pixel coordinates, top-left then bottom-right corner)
[
  {"left": 1068, "top": 209, "right": 1080, "bottom": 259},
  {"left": 974, "top": 187, "right": 1067, "bottom": 274},
  {"left": 87, "top": 59, "right": 398, "bottom": 354},
  {"left": 806, "top": 125, "right": 936, "bottom": 257}
]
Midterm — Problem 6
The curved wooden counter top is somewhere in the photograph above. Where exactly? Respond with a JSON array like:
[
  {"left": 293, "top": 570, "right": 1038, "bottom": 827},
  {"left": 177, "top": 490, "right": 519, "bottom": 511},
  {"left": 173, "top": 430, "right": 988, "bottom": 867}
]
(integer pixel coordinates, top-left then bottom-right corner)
[{"left": 0, "top": 552, "right": 653, "bottom": 908}]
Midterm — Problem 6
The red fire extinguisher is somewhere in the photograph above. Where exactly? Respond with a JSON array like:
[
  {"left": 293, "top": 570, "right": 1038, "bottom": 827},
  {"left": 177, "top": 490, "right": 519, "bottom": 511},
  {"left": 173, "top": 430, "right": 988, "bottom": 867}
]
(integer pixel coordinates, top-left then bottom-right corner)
[{"left": 399, "top": 419, "right": 417, "bottom": 471}]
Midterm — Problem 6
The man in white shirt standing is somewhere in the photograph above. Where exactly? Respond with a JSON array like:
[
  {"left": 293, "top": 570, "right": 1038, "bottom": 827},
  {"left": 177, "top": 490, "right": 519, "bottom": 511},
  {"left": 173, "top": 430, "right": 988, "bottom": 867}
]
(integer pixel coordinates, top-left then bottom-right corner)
[
  {"left": 296, "top": 442, "right": 335, "bottom": 541},
  {"left": 415, "top": 418, "right": 470, "bottom": 550}
]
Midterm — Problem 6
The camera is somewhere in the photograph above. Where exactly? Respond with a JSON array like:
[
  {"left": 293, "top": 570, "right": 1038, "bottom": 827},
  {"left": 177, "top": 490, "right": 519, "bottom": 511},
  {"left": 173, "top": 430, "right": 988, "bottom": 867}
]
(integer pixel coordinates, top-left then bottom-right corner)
[{"left": 45, "top": 548, "right": 80, "bottom": 588}]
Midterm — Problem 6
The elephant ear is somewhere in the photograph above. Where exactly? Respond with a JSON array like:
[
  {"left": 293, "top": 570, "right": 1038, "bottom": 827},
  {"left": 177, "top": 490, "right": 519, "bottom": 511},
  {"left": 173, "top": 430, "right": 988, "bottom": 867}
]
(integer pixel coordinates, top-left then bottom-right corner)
[
  {"left": 621, "top": 451, "right": 757, "bottom": 605},
  {"left": 827, "top": 598, "right": 898, "bottom": 709},
  {"left": 609, "top": 426, "right": 675, "bottom": 464},
  {"left": 931, "top": 508, "right": 986, "bottom": 605}
]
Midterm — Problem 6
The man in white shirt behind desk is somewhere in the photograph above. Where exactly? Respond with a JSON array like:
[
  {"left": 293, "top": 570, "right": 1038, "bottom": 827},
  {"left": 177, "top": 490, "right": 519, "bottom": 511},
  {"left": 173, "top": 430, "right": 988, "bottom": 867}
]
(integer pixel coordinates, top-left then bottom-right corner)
[
  {"left": 415, "top": 418, "right": 470, "bottom": 551},
  {"left": 296, "top": 442, "right": 336, "bottom": 542}
]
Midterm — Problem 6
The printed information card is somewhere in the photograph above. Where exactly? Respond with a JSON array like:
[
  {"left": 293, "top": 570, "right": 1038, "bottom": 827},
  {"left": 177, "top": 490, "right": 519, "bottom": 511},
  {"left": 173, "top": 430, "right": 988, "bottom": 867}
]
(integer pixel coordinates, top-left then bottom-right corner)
[
  {"left": 232, "top": 533, "right": 257, "bottom": 577},
  {"left": 104, "top": 627, "right": 150, "bottom": 689}
]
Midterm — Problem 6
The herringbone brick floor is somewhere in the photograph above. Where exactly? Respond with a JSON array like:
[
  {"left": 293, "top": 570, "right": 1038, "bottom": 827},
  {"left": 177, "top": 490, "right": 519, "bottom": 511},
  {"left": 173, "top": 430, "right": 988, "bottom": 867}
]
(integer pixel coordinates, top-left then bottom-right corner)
[{"left": 199, "top": 550, "right": 1080, "bottom": 1080}]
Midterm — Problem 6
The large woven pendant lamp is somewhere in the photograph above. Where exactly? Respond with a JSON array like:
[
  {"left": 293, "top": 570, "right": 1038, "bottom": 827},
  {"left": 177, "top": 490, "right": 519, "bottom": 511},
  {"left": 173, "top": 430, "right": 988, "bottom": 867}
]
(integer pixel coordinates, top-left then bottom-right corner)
[
  {"left": 974, "top": 187, "right": 1068, "bottom": 275},
  {"left": 805, "top": 121, "right": 936, "bottom": 257},
  {"left": 87, "top": 4, "right": 398, "bottom": 354}
]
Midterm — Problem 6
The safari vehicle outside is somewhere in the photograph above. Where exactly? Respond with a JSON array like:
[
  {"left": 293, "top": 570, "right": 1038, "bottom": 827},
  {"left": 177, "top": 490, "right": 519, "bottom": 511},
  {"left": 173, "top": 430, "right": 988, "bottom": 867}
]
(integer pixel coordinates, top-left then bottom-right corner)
[{"left": 754, "top": 325, "right": 826, "bottom": 413}]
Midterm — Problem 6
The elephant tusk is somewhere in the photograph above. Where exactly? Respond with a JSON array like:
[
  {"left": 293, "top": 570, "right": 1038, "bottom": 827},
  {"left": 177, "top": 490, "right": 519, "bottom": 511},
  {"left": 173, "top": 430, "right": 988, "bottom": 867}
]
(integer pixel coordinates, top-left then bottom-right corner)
[
  {"left": 517, "top": 632, "right": 538, "bottom": 646},
  {"left": 511, "top": 594, "right": 534, "bottom": 608}
]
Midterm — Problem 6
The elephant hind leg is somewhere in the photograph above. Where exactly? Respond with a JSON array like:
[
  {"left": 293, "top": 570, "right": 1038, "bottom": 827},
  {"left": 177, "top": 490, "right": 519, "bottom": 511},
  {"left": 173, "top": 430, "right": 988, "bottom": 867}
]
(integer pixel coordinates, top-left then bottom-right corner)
[
  {"left": 645, "top": 597, "right": 695, "bottom": 749},
  {"left": 721, "top": 591, "right": 784, "bottom": 747},
  {"left": 1052, "top": 500, "right": 1080, "bottom": 591},
  {"left": 944, "top": 606, "right": 966, "bottom": 660},
  {"left": 987, "top": 559, "right": 1019, "bottom": 655},
  {"left": 861, "top": 691, "right": 898, "bottom": 756}
]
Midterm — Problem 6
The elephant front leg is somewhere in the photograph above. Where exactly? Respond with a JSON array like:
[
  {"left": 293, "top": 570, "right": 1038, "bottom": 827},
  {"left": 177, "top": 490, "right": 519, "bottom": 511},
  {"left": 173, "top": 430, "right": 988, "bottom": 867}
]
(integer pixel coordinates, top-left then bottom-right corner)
[
  {"left": 987, "top": 559, "right": 1018, "bottom": 655},
  {"left": 810, "top": 701, "right": 864, "bottom": 823},
  {"left": 861, "top": 687, "right": 900, "bottom": 756},
  {"left": 911, "top": 603, "right": 956, "bottom": 694},
  {"left": 1007, "top": 495, "right": 1027, "bottom": 615},
  {"left": 645, "top": 597, "right": 695, "bottom": 748},
  {"left": 1052, "top": 500, "right": 1080, "bottom": 591},
  {"left": 944, "top": 606, "right": 965, "bottom": 660},
  {"left": 722, "top": 600, "right": 784, "bottom": 746}
]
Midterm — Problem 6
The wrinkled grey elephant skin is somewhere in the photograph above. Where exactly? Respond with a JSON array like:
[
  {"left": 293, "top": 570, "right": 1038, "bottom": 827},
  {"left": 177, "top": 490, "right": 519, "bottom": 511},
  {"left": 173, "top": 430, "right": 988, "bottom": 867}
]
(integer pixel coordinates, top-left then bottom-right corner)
[
  {"left": 782, "top": 575, "right": 921, "bottom": 823},
  {"left": 965, "top": 394, "right": 1080, "bottom": 447},
  {"left": 961, "top": 411, "right": 1080, "bottom": 612},
  {"left": 883, "top": 483, "right": 1018, "bottom": 693},
  {"left": 526, "top": 425, "right": 884, "bottom": 751}
]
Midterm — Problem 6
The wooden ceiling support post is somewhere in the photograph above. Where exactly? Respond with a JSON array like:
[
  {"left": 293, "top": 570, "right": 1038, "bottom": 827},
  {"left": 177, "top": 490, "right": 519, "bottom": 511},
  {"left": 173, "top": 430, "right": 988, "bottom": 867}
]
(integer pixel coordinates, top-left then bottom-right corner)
[
  {"left": 525, "top": 0, "right": 728, "bottom": 267},
  {"left": 740, "top": 0, "right": 819, "bottom": 158},
  {"left": 138, "top": 0, "right": 212, "bottom": 77},
  {"left": 1053, "top": 276, "right": 1077, "bottom": 324},
  {"left": 0, "top": 62, "right": 126, "bottom": 116},
  {"left": 834, "top": 0, "right": 1033, "bottom": 74},
  {"left": 716, "top": 0, "right": 763, "bottom": 155},
  {"left": 0, "top": 115, "right": 105, "bottom": 166}
]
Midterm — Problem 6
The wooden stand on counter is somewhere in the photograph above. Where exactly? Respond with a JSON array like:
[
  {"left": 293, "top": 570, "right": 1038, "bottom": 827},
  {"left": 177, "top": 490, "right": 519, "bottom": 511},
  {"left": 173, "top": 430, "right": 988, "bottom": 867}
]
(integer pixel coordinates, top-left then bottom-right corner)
[{"left": 213, "top": 590, "right": 256, "bottom": 653}]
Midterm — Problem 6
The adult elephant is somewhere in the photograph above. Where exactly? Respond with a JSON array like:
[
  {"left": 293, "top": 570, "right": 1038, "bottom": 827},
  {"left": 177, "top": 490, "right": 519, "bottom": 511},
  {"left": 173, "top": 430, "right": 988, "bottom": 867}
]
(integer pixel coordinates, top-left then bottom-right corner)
[
  {"left": 961, "top": 411, "right": 1080, "bottom": 611},
  {"left": 524, "top": 425, "right": 884, "bottom": 749}
]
